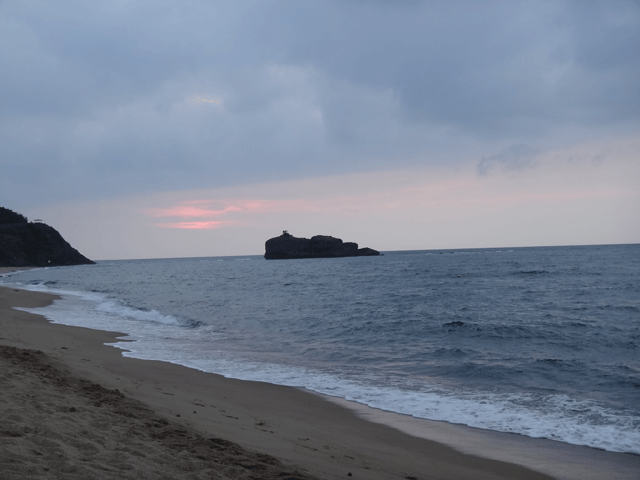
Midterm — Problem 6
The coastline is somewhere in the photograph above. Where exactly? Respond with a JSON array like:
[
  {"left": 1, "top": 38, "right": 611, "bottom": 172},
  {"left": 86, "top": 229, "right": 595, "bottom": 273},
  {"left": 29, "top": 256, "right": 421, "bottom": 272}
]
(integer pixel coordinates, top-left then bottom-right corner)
[
  {"left": 0, "top": 266, "right": 38, "bottom": 275},
  {"left": 1, "top": 286, "right": 638, "bottom": 479}
]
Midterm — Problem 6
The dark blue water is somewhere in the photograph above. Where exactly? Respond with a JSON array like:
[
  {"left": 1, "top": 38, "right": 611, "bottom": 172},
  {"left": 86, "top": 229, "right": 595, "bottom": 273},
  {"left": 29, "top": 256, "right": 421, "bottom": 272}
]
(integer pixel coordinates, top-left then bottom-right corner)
[{"left": 2, "top": 244, "right": 639, "bottom": 453}]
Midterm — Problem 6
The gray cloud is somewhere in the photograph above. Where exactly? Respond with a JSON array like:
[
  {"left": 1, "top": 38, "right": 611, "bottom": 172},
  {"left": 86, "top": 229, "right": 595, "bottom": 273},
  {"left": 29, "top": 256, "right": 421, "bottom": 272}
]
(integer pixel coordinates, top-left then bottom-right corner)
[
  {"left": 1, "top": 0, "right": 638, "bottom": 208},
  {"left": 478, "top": 144, "right": 540, "bottom": 175}
]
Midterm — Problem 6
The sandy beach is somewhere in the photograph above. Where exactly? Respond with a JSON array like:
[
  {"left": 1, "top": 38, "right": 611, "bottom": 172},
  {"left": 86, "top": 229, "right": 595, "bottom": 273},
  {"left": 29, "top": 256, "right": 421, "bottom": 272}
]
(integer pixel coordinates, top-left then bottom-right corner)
[{"left": 1, "top": 284, "right": 638, "bottom": 479}]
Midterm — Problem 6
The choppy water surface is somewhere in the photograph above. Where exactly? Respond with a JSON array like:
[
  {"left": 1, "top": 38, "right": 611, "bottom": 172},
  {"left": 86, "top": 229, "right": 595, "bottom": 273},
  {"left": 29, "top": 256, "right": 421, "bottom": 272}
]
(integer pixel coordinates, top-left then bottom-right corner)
[{"left": 2, "top": 244, "right": 639, "bottom": 453}]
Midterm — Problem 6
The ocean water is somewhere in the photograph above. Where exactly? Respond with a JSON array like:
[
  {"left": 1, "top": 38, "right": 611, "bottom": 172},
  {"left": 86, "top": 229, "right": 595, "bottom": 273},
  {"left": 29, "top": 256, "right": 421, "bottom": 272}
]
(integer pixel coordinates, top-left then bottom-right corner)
[{"left": 2, "top": 245, "right": 639, "bottom": 454}]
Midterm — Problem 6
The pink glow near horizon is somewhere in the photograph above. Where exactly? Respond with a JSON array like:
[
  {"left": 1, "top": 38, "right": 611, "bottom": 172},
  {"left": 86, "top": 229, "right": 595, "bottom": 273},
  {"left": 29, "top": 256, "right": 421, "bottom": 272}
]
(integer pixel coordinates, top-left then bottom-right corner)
[
  {"left": 146, "top": 199, "right": 288, "bottom": 229},
  {"left": 146, "top": 205, "right": 241, "bottom": 218},
  {"left": 154, "top": 220, "right": 229, "bottom": 230},
  {"left": 142, "top": 151, "right": 639, "bottom": 232}
]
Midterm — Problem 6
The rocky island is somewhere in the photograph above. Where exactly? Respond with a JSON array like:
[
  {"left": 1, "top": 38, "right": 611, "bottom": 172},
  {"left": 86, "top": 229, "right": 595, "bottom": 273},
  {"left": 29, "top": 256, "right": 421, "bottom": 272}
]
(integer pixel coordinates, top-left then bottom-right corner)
[
  {"left": 0, "top": 207, "right": 95, "bottom": 267},
  {"left": 264, "top": 231, "right": 380, "bottom": 260}
]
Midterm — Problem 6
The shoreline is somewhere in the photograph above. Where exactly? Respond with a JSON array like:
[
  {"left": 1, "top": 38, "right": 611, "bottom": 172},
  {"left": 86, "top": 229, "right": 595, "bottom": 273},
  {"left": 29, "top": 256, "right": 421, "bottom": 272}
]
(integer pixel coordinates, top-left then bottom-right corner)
[
  {"left": 1, "top": 286, "right": 639, "bottom": 479},
  {"left": 323, "top": 396, "right": 640, "bottom": 480},
  {"left": 0, "top": 266, "right": 39, "bottom": 275}
]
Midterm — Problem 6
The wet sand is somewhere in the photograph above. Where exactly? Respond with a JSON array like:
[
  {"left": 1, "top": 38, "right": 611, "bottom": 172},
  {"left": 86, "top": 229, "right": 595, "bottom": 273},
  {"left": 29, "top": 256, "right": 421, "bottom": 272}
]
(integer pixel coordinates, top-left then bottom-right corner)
[
  {"left": 1, "top": 285, "right": 638, "bottom": 479},
  {"left": 0, "top": 267, "right": 37, "bottom": 275}
]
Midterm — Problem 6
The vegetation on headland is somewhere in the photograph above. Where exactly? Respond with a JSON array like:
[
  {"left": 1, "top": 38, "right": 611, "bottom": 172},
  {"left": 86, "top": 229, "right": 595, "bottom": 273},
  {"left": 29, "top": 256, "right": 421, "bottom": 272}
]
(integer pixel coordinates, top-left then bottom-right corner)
[
  {"left": 0, "top": 207, "right": 94, "bottom": 267},
  {"left": 0, "top": 207, "right": 29, "bottom": 225}
]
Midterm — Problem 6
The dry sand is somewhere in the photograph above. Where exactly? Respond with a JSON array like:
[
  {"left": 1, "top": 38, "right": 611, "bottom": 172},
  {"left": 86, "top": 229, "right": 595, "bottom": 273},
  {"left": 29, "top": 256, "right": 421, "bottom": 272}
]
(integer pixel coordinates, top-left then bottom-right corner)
[{"left": 1, "top": 284, "right": 638, "bottom": 479}]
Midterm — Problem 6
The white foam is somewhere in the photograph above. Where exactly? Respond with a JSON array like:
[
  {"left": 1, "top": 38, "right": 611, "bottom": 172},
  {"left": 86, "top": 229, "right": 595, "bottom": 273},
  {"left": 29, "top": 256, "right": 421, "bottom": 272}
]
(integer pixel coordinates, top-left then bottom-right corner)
[
  {"left": 11, "top": 283, "right": 181, "bottom": 334},
  {"left": 95, "top": 300, "right": 179, "bottom": 325}
]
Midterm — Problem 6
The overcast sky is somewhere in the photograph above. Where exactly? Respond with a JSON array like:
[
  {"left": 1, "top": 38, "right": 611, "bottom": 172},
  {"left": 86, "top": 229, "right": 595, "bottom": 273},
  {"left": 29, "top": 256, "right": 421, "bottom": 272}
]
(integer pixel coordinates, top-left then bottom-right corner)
[{"left": 2, "top": 0, "right": 639, "bottom": 259}]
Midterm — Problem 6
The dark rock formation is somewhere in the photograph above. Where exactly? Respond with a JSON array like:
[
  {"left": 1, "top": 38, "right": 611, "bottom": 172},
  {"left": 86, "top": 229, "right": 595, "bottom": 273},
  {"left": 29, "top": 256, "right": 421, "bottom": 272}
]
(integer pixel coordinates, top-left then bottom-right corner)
[
  {"left": 0, "top": 207, "right": 95, "bottom": 267},
  {"left": 264, "top": 231, "right": 380, "bottom": 260}
]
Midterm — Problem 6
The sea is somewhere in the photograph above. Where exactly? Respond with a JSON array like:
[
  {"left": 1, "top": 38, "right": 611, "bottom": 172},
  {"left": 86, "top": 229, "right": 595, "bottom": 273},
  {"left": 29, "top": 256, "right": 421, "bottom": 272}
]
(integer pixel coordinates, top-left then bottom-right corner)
[{"left": 1, "top": 244, "right": 639, "bottom": 455}]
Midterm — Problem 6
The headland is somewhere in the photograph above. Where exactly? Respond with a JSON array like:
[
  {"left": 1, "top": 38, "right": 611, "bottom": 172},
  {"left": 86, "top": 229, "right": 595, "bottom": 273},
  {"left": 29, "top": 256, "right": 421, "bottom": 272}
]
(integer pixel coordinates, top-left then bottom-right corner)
[{"left": 0, "top": 207, "right": 94, "bottom": 267}]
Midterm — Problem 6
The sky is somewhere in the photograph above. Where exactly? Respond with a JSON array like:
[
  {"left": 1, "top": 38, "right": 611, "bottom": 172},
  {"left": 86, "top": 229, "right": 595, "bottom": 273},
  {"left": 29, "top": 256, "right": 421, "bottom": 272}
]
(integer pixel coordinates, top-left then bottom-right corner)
[{"left": 1, "top": 0, "right": 639, "bottom": 260}]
